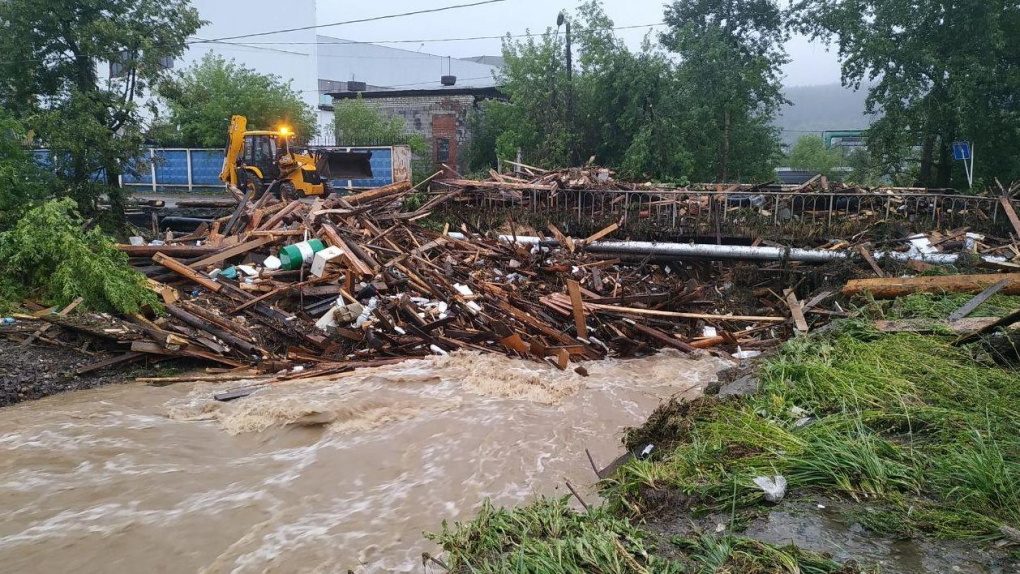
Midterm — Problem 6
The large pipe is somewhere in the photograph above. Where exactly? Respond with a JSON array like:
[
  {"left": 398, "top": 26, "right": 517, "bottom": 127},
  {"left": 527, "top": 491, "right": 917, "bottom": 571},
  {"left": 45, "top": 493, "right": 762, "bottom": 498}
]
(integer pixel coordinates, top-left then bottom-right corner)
[{"left": 447, "top": 233, "right": 1008, "bottom": 265}]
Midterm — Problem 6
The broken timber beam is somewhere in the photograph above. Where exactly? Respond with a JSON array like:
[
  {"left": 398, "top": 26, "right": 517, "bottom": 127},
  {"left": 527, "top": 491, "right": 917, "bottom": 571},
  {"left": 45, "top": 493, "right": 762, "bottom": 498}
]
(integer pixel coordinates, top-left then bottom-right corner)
[
  {"left": 153, "top": 253, "right": 222, "bottom": 292},
  {"left": 843, "top": 273, "right": 1020, "bottom": 299}
]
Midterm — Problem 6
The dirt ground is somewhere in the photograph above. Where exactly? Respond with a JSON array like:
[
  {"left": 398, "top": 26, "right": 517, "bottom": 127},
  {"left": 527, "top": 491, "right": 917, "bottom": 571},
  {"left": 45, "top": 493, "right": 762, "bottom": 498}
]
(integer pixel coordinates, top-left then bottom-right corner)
[{"left": 0, "top": 341, "right": 123, "bottom": 407}]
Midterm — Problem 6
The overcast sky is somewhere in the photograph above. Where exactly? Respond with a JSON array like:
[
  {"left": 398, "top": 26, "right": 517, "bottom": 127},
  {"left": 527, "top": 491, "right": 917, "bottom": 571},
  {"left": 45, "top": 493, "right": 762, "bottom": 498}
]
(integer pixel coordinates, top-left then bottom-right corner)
[{"left": 316, "top": 0, "right": 843, "bottom": 87}]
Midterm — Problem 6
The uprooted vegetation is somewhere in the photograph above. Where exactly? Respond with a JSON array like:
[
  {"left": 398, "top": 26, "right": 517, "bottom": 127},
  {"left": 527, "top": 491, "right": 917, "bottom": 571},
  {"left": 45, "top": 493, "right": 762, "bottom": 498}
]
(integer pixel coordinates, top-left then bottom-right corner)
[
  {"left": 608, "top": 314, "right": 1020, "bottom": 544},
  {"left": 427, "top": 496, "right": 867, "bottom": 573},
  {"left": 0, "top": 199, "right": 159, "bottom": 315}
]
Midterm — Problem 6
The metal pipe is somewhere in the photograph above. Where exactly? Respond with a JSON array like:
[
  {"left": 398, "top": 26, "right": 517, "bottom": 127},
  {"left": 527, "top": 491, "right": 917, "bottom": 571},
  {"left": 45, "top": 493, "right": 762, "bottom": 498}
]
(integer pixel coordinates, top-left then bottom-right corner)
[{"left": 447, "top": 233, "right": 1008, "bottom": 265}]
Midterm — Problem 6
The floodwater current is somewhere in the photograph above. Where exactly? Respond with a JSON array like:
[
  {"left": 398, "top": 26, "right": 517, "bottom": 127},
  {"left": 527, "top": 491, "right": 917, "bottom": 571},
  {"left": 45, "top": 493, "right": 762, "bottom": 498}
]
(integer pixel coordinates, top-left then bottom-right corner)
[{"left": 0, "top": 351, "right": 727, "bottom": 573}]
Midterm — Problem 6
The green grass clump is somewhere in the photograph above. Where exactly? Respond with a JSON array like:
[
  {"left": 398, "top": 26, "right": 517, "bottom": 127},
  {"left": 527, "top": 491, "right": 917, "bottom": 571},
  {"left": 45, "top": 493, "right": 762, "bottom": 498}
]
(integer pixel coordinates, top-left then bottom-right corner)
[
  {"left": 605, "top": 321, "right": 1020, "bottom": 544},
  {"left": 887, "top": 292, "right": 1020, "bottom": 320},
  {"left": 427, "top": 496, "right": 685, "bottom": 573},
  {"left": 0, "top": 199, "right": 160, "bottom": 315},
  {"left": 427, "top": 496, "right": 867, "bottom": 573}
]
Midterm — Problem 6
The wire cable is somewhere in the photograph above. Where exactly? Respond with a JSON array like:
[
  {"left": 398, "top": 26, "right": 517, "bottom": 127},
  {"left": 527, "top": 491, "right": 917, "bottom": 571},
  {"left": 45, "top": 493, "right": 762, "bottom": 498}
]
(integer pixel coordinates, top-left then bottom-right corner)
[{"left": 197, "top": 0, "right": 514, "bottom": 43}]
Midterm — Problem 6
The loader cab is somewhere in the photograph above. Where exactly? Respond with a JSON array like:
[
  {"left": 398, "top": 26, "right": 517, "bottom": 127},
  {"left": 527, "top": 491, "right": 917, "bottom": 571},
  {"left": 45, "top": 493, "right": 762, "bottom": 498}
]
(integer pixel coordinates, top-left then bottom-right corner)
[{"left": 242, "top": 131, "right": 289, "bottom": 181}]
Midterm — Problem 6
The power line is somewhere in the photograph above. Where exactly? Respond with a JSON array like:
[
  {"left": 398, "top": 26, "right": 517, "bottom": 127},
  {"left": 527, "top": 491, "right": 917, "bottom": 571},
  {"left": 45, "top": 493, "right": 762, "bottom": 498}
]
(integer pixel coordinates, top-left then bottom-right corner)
[
  {"left": 196, "top": 0, "right": 515, "bottom": 44},
  {"left": 200, "top": 23, "right": 667, "bottom": 47}
]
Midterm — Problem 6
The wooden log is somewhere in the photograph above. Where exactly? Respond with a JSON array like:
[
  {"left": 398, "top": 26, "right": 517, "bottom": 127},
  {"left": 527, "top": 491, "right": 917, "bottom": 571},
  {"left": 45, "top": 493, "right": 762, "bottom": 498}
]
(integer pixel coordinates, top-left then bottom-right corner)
[
  {"left": 165, "top": 304, "right": 262, "bottom": 356},
  {"left": 843, "top": 273, "right": 1020, "bottom": 299},
  {"left": 343, "top": 180, "right": 411, "bottom": 205},
  {"left": 117, "top": 245, "right": 223, "bottom": 257},
  {"left": 153, "top": 253, "right": 222, "bottom": 292},
  {"left": 188, "top": 236, "right": 276, "bottom": 270},
  {"left": 256, "top": 199, "right": 303, "bottom": 231}
]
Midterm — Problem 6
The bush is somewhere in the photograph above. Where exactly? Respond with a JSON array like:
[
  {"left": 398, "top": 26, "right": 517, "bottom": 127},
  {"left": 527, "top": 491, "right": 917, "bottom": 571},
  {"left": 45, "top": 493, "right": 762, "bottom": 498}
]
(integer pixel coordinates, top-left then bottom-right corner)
[{"left": 0, "top": 199, "right": 161, "bottom": 314}]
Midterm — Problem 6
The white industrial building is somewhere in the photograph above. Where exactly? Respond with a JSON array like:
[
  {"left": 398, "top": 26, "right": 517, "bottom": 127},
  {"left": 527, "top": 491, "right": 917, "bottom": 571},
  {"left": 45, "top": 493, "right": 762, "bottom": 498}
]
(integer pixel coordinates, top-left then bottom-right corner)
[{"left": 119, "top": 0, "right": 501, "bottom": 138}]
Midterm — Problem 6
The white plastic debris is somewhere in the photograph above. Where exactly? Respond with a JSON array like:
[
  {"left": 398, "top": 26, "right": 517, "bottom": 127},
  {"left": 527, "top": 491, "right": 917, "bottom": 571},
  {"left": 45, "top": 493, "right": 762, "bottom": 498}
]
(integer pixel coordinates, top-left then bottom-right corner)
[
  {"left": 311, "top": 246, "right": 344, "bottom": 278},
  {"left": 454, "top": 283, "right": 474, "bottom": 297},
  {"left": 263, "top": 255, "right": 283, "bottom": 270},
  {"left": 353, "top": 297, "right": 378, "bottom": 328},
  {"left": 640, "top": 444, "right": 655, "bottom": 458},
  {"left": 236, "top": 265, "right": 258, "bottom": 277},
  {"left": 732, "top": 347, "right": 762, "bottom": 360},
  {"left": 753, "top": 475, "right": 788, "bottom": 503},
  {"left": 702, "top": 326, "right": 718, "bottom": 338},
  {"left": 429, "top": 344, "right": 449, "bottom": 356},
  {"left": 128, "top": 236, "right": 145, "bottom": 246}
]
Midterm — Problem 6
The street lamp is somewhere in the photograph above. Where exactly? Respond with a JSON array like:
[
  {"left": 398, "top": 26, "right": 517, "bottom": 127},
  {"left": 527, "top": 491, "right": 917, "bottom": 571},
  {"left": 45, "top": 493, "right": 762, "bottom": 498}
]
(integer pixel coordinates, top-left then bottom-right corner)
[{"left": 557, "top": 12, "right": 574, "bottom": 165}]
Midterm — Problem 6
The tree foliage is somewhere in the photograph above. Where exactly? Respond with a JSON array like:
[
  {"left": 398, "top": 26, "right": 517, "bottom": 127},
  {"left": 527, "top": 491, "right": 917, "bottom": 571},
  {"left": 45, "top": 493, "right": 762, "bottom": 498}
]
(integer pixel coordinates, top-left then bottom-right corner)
[
  {"left": 791, "top": 1, "right": 1020, "bottom": 189},
  {"left": 662, "top": 0, "right": 789, "bottom": 181},
  {"left": 0, "top": 0, "right": 202, "bottom": 215},
  {"left": 0, "top": 111, "right": 54, "bottom": 232},
  {"left": 156, "top": 53, "right": 318, "bottom": 148},
  {"left": 787, "top": 135, "right": 845, "bottom": 179},
  {"left": 469, "top": 0, "right": 785, "bottom": 182},
  {"left": 0, "top": 199, "right": 160, "bottom": 314}
]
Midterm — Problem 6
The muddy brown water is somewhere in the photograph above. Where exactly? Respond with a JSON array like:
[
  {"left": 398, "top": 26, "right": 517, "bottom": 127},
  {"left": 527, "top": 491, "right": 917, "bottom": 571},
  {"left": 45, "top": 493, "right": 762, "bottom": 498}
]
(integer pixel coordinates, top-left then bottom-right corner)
[{"left": 0, "top": 351, "right": 727, "bottom": 573}]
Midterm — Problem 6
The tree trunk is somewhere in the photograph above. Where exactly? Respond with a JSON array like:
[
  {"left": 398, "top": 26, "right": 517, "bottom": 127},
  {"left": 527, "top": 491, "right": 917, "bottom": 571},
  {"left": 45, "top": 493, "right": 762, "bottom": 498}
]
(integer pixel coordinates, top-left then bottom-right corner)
[
  {"left": 917, "top": 133, "right": 935, "bottom": 187},
  {"left": 722, "top": 109, "right": 731, "bottom": 182},
  {"left": 935, "top": 139, "right": 953, "bottom": 188}
]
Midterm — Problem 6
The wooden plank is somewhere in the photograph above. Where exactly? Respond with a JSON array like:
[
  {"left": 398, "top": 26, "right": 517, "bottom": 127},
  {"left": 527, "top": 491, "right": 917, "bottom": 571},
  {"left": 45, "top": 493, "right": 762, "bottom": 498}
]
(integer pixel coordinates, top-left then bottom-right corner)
[
  {"left": 954, "top": 307, "right": 1020, "bottom": 345},
  {"left": 999, "top": 196, "right": 1020, "bottom": 238},
  {"left": 152, "top": 253, "right": 222, "bottom": 292},
  {"left": 547, "top": 223, "right": 574, "bottom": 252},
  {"left": 948, "top": 279, "right": 1010, "bottom": 322},
  {"left": 628, "top": 322, "right": 697, "bottom": 353},
  {"left": 857, "top": 245, "right": 885, "bottom": 277},
  {"left": 74, "top": 352, "right": 145, "bottom": 375},
  {"left": 188, "top": 236, "right": 276, "bottom": 269},
  {"left": 566, "top": 279, "right": 588, "bottom": 339},
  {"left": 585, "top": 302, "right": 786, "bottom": 323},
  {"left": 582, "top": 223, "right": 619, "bottom": 245},
  {"left": 785, "top": 291, "right": 809, "bottom": 333},
  {"left": 843, "top": 273, "right": 1020, "bottom": 299},
  {"left": 21, "top": 297, "right": 83, "bottom": 347}
]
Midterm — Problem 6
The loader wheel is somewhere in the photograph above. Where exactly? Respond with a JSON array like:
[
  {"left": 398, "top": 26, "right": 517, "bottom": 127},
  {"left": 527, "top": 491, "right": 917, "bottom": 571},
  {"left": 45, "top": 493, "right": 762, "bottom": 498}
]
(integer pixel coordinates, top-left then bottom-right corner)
[{"left": 279, "top": 182, "right": 299, "bottom": 202}]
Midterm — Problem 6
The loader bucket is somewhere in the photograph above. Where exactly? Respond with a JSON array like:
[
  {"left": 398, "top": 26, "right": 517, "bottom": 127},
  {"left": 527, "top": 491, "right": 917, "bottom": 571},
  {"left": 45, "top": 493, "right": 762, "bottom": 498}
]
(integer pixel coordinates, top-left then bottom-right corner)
[{"left": 315, "top": 150, "right": 374, "bottom": 180}]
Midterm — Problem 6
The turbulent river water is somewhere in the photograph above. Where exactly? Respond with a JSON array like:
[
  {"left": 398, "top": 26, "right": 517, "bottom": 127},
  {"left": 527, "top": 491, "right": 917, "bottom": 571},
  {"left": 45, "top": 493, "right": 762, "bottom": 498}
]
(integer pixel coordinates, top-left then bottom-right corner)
[{"left": 0, "top": 351, "right": 727, "bottom": 573}]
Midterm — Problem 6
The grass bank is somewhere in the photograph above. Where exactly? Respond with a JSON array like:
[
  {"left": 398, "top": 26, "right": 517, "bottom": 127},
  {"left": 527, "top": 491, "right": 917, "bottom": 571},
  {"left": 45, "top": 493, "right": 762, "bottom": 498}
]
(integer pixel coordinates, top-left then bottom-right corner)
[{"left": 428, "top": 294, "right": 1020, "bottom": 571}]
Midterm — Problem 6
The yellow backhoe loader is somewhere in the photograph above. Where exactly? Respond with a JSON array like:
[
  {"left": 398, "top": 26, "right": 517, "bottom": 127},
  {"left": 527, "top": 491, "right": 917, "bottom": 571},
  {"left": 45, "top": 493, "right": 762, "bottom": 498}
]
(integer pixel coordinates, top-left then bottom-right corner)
[{"left": 218, "top": 115, "right": 373, "bottom": 200}]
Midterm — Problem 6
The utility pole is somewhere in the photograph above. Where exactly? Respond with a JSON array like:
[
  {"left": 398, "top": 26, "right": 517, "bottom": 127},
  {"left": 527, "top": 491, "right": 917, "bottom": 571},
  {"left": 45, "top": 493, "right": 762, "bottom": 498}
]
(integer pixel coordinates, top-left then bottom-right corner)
[{"left": 557, "top": 11, "right": 574, "bottom": 166}]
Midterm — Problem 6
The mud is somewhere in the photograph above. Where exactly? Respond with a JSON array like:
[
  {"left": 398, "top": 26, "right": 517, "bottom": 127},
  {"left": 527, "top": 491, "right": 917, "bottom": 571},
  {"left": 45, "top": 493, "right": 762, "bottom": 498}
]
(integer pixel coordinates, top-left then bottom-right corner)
[{"left": 0, "top": 341, "right": 125, "bottom": 407}]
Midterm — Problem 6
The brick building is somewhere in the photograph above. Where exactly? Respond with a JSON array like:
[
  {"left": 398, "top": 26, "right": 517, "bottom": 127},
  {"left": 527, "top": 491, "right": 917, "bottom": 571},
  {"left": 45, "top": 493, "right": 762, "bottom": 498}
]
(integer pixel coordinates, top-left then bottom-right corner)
[{"left": 329, "top": 87, "right": 505, "bottom": 177}]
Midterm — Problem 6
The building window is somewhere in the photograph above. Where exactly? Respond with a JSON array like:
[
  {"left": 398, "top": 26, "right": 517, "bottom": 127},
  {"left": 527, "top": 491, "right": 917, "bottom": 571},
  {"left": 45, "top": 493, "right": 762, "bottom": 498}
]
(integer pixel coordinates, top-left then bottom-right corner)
[{"left": 436, "top": 138, "right": 450, "bottom": 163}]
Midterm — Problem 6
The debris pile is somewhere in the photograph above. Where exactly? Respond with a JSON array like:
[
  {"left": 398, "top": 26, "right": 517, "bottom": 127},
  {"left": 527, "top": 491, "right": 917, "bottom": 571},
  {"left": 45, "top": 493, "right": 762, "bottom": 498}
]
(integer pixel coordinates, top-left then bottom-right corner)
[{"left": 4, "top": 174, "right": 1020, "bottom": 393}]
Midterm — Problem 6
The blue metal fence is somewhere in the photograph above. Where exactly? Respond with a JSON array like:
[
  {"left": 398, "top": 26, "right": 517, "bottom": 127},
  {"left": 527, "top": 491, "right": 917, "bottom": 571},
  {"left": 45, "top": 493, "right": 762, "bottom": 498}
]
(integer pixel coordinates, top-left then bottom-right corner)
[{"left": 33, "top": 146, "right": 405, "bottom": 192}]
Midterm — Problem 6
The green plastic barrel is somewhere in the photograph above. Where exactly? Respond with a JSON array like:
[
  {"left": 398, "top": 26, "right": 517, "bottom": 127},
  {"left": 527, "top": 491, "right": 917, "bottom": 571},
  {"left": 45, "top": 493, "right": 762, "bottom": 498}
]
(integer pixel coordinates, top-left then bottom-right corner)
[{"left": 279, "top": 239, "right": 326, "bottom": 270}]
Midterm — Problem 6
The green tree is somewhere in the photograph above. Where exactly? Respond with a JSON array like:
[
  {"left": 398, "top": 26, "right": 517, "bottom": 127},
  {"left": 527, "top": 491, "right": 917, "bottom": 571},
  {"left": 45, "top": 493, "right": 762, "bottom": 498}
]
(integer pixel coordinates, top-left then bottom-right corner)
[
  {"left": 0, "top": 0, "right": 202, "bottom": 217},
  {"left": 786, "top": 135, "right": 844, "bottom": 179},
  {"left": 156, "top": 53, "right": 317, "bottom": 147},
  {"left": 662, "top": 0, "right": 789, "bottom": 182},
  {"left": 791, "top": 1, "right": 1020, "bottom": 189},
  {"left": 0, "top": 111, "right": 54, "bottom": 231}
]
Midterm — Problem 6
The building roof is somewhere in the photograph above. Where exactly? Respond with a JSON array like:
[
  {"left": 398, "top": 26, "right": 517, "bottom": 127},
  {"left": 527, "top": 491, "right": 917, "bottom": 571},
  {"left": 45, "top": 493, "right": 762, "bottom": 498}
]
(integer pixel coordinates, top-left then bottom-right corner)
[
  {"left": 316, "top": 35, "right": 499, "bottom": 90},
  {"left": 328, "top": 86, "right": 505, "bottom": 100}
]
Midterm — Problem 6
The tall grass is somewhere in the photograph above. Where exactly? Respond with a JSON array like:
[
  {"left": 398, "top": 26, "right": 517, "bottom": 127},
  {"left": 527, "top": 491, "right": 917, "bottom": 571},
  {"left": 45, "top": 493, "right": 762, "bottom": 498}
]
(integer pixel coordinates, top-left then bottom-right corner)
[{"left": 606, "top": 320, "right": 1020, "bottom": 543}]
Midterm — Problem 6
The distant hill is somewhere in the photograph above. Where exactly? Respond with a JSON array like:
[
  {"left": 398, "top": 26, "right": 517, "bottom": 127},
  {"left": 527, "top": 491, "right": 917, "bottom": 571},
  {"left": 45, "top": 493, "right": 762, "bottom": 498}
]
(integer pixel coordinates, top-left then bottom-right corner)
[{"left": 775, "top": 83, "right": 876, "bottom": 146}]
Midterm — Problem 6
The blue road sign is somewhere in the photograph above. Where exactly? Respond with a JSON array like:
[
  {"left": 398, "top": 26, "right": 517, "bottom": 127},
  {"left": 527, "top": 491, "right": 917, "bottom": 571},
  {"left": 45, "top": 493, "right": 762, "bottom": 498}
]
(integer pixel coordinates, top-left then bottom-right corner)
[{"left": 953, "top": 141, "right": 972, "bottom": 161}]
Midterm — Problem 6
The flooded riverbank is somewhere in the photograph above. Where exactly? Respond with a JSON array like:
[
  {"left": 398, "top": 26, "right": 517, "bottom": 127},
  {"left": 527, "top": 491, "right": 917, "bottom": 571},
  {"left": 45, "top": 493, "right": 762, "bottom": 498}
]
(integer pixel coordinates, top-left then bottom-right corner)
[{"left": 0, "top": 351, "right": 726, "bottom": 573}]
